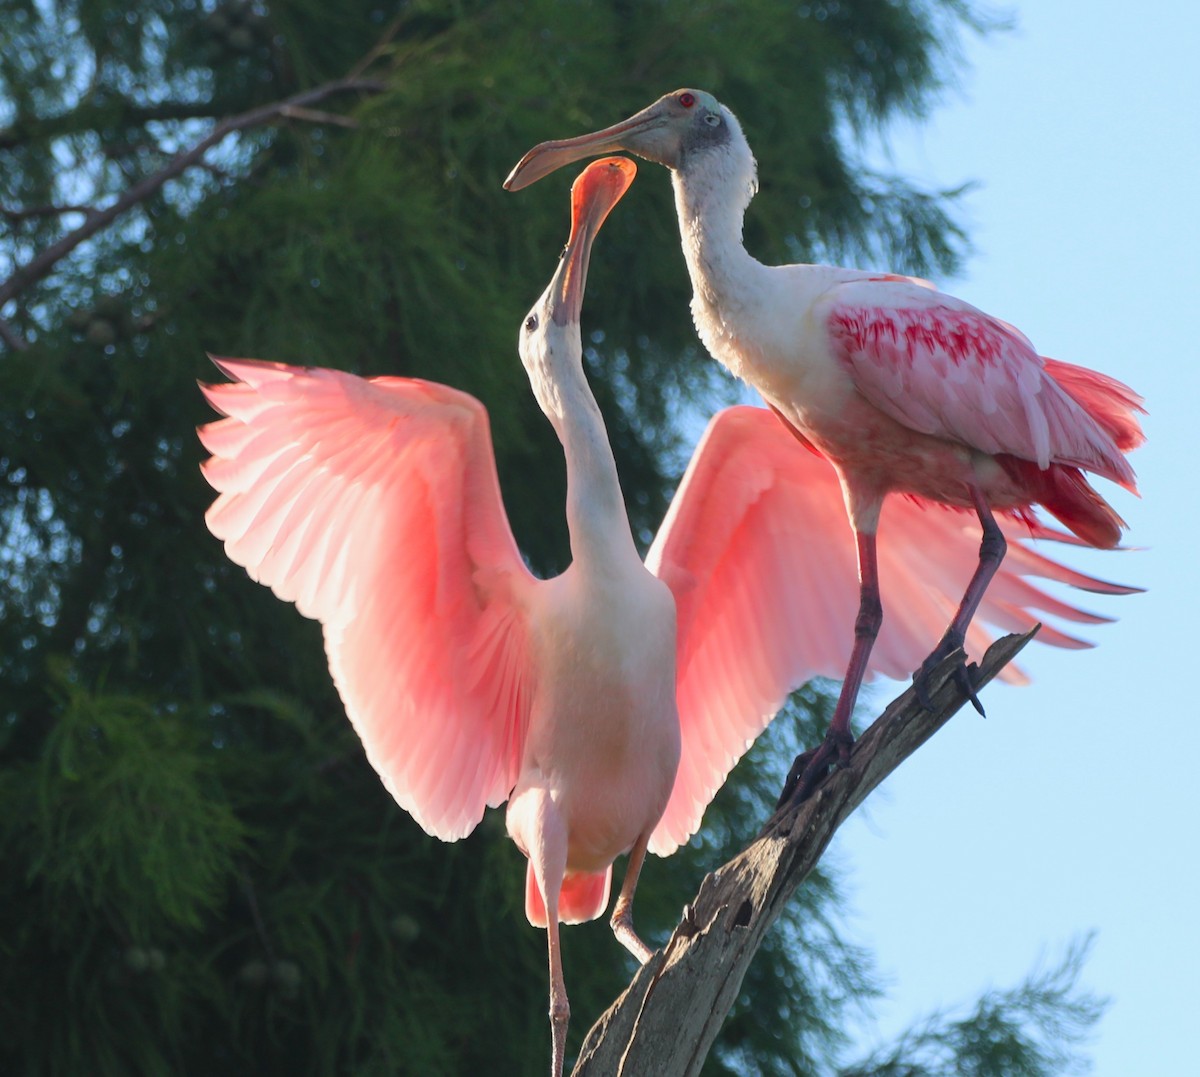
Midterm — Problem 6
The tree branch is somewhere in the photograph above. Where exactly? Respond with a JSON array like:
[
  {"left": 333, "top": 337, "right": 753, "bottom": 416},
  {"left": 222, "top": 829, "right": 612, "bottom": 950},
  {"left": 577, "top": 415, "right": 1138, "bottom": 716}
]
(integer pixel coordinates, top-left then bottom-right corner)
[
  {"left": 0, "top": 77, "right": 385, "bottom": 312},
  {"left": 277, "top": 105, "right": 361, "bottom": 128},
  {"left": 0, "top": 99, "right": 223, "bottom": 152},
  {"left": 1, "top": 203, "right": 99, "bottom": 223},
  {"left": 572, "top": 629, "right": 1037, "bottom": 1076}
]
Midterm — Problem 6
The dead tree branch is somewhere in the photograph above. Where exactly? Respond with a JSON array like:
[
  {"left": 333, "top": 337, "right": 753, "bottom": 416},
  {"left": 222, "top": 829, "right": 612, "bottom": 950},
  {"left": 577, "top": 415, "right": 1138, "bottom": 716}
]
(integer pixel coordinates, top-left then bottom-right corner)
[
  {"left": 277, "top": 105, "right": 362, "bottom": 128},
  {"left": 572, "top": 629, "right": 1036, "bottom": 1076},
  {"left": 0, "top": 77, "right": 385, "bottom": 312}
]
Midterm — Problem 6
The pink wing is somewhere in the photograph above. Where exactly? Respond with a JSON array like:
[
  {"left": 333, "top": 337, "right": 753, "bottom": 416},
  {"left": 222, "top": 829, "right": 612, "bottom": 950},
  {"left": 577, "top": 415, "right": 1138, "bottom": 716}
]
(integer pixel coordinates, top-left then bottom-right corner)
[
  {"left": 199, "top": 358, "right": 537, "bottom": 841},
  {"left": 645, "top": 405, "right": 1135, "bottom": 855},
  {"left": 821, "top": 277, "right": 1137, "bottom": 489}
]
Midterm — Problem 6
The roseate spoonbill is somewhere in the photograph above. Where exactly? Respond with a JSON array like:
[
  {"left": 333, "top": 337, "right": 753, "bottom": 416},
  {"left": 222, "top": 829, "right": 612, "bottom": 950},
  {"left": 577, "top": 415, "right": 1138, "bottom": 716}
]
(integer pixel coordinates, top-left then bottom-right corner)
[
  {"left": 504, "top": 91, "right": 1144, "bottom": 799},
  {"left": 200, "top": 159, "right": 1131, "bottom": 1075}
]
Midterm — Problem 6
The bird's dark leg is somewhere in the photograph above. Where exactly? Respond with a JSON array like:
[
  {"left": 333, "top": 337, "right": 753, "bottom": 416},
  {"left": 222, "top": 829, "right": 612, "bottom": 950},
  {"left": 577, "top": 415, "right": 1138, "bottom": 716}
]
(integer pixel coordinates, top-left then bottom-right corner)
[
  {"left": 610, "top": 831, "right": 654, "bottom": 964},
  {"left": 914, "top": 483, "right": 1007, "bottom": 714},
  {"left": 779, "top": 530, "right": 882, "bottom": 806}
]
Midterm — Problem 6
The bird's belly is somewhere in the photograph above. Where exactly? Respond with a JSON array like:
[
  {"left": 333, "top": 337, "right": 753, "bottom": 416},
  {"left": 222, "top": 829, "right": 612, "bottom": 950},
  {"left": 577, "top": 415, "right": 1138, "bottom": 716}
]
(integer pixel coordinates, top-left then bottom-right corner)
[
  {"left": 509, "top": 711, "right": 679, "bottom": 874},
  {"left": 771, "top": 389, "right": 1027, "bottom": 520},
  {"left": 513, "top": 579, "right": 681, "bottom": 871},
  {"left": 560, "top": 758, "right": 673, "bottom": 872},
  {"left": 818, "top": 400, "right": 971, "bottom": 494},
  {"left": 535, "top": 688, "right": 679, "bottom": 871}
]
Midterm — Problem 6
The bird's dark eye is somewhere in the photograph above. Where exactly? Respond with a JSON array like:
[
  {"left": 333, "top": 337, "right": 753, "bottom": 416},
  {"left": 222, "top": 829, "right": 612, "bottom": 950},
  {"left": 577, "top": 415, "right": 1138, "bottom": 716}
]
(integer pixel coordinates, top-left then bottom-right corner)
[
  {"left": 678, "top": 92, "right": 696, "bottom": 108},
  {"left": 525, "top": 314, "right": 538, "bottom": 332}
]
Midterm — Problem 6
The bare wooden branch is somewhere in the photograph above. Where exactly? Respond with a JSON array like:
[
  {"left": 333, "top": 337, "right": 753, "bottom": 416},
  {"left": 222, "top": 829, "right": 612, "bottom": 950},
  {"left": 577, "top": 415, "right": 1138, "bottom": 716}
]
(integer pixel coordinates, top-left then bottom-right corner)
[
  {"left": 0, "top": 77, "right": 385, "bottom": 311},
  {"left": 571, "top": 629, "right": 1036, "bottom": 1076},
  {"left": 277, "top": 105, "right": 361, "bottom": 128}
]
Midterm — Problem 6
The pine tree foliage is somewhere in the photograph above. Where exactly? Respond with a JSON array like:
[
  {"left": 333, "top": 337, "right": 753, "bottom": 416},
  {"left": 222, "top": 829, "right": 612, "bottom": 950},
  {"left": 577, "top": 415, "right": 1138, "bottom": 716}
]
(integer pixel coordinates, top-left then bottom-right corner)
[
  {"left": 841, "top": 938, "right": 1107, "bottom": 1077},
  {"left": 1, "top": 2, "right": 1103, "bottom": 1074}
]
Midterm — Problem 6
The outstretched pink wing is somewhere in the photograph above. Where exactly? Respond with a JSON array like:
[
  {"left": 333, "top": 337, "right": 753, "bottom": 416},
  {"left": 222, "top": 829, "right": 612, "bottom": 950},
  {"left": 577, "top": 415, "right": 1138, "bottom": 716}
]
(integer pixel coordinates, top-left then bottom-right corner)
[
  {"left": 821, "top": 277, "right": 1138, "bottom": 490},
  {"left": 645, "top": 405, "right": 1134, "bottom": 855},
  {"left": 199, "top": 358, "right": 537, "bottom": 841}
]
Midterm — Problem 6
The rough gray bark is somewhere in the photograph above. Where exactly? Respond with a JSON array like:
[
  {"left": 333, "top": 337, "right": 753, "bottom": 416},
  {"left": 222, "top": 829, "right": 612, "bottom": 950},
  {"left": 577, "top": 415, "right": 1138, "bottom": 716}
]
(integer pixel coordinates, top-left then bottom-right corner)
[{"left": 572, "top": 629, "right": 1036, "bottom": 1076}]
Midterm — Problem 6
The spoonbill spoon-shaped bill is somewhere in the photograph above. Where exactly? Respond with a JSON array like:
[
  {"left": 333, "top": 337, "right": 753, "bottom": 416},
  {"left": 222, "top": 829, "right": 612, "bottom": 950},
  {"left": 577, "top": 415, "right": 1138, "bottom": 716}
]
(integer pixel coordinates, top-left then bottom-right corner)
[{"left": 504, "top": 90, "right": 1144, "bottom": 800}]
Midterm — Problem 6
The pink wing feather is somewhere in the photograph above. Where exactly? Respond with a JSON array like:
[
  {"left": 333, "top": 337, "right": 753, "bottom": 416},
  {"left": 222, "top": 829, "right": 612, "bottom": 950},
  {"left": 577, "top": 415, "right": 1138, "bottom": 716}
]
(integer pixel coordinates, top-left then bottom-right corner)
[
  {"left": 645, "top": 405, "right": 1134, "bottom": 855},
  {"left": 199, "top": 358, "right": 537, "bottom": 841},
  {"left": 822, "top": 278, "right": 1138, "bottom": 489}
]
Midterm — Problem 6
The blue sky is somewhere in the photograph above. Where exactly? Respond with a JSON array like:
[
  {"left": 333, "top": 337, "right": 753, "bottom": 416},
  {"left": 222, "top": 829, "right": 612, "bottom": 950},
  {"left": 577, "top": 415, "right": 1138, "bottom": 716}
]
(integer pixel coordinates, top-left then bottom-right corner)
[{"left": 827, "top": 4, "right": 1198, "bottom": 1073}]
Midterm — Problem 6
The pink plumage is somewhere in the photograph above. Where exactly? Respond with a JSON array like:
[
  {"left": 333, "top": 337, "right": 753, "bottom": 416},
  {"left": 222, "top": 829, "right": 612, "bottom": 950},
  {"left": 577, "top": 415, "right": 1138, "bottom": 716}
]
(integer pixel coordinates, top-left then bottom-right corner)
[
  {"left": 200, "top": 364, "right": 1134, "bottom": 853},
  {"left": 201, "top": 359, "right": 535, "bottom": 841},
  {"left": 824, "top": 285, "right": 1136, "bottom": 488},
  {"left": 644, "top": 406, "right": 1135, "bottom": 853},
  {"left": 206, "top": 150, "right": 1141, "bottom": 1075}
]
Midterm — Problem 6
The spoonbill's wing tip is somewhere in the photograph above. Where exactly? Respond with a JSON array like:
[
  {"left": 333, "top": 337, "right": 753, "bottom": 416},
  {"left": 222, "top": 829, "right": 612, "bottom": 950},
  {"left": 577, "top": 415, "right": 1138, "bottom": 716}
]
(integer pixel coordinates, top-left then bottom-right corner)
[{"left": 206, "top": 353, "right": 241, "bottom": 379}]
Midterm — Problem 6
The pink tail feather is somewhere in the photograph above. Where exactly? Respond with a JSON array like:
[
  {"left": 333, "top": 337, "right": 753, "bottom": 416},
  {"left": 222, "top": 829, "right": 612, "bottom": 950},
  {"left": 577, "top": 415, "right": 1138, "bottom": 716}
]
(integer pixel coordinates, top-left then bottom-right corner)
[
  {"left": 524, "top": 862, "right": 612, "bottom": 927},
  {"left": 999, "top": 457, "right": 1128, "bottom": 549},
  {"left": 1043, "top": 357, "right": 1146, "bottom": 464}
]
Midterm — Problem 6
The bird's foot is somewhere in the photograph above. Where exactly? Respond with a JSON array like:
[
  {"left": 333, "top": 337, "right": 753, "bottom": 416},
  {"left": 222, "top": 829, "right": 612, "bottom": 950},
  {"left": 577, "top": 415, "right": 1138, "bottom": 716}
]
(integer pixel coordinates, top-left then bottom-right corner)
[
  {"left": 776, "top": 726, "right": 854, "bottom": 808},
  {"left": 914, "top": 634, "right": 985, "bottom": 716}
]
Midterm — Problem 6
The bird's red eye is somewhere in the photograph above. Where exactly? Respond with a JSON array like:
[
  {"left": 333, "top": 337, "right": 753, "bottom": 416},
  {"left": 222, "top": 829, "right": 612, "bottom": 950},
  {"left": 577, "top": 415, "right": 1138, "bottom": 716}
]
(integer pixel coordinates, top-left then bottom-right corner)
[{"left": 678, "top": 92, "right": 696, "bottom": 108}]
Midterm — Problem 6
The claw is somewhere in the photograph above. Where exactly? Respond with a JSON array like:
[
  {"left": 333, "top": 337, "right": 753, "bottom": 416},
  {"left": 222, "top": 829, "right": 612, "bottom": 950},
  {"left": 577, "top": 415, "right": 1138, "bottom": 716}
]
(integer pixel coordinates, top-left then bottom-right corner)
[
  {"left": 914, "top": 661, "right": 936, "bottom": 710},
  {"left": 777, "top": 746, "right": 819, "bottom": 807},
  {"left": 914, "top": 643, "right": 986, "bottom": 716},
  {"left": 914, "top": 632, "right": 962, "bottom": 710},
  {"left": 956, "top": 661, "right": 986, "bottom": 716},
  {"left": 777, "top": 727, "right": 854, "bottom": 808}
]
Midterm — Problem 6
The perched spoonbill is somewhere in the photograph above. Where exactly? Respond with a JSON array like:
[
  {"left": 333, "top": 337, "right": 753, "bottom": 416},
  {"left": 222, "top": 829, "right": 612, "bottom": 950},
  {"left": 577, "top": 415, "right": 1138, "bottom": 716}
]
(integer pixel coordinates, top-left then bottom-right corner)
[
  {"left": 504, "top": 91, "right": 1144, "bottom": 799},
  {"left": 200, "top": 159, "right": 1132, "bottom": 1075}
]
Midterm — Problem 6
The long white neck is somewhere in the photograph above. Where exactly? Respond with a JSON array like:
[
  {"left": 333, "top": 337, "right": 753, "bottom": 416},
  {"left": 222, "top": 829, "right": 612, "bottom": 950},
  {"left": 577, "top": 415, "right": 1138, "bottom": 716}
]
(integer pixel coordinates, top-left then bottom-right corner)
[
  {"left": 667, "top": 121, "right": 848, "bottom": 394},
  {"left": 672, "top": 128, "right": 765, "bottom": 312},
  {"left": 527, "top": 344, "right": 640, "bottom": 573}
]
